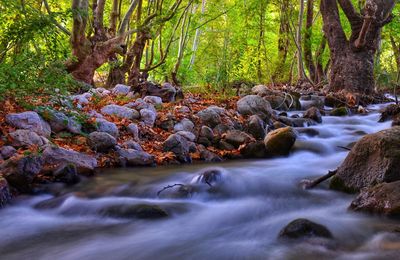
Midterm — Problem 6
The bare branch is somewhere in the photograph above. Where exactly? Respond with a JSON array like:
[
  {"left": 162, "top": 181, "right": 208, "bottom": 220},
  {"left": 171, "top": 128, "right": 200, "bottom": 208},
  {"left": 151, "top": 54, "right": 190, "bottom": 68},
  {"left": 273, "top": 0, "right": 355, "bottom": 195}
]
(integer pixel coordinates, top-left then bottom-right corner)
[
  {"left": 118, "top": 0, "right": 140, "bottom": 35},
  {"left": 42, "top": 0, "right": 71, "bottom": 35},
  {"left": 338, "top": 0, "right": 362, "bottom": 28}
]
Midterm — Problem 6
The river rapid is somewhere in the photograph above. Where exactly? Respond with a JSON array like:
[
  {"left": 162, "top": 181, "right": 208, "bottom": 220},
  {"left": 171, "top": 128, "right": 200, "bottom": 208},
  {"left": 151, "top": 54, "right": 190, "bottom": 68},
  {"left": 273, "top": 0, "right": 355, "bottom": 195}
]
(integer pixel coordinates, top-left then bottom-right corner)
[{"left": 1, "top": 103, "right": 400, "bottom": 260}]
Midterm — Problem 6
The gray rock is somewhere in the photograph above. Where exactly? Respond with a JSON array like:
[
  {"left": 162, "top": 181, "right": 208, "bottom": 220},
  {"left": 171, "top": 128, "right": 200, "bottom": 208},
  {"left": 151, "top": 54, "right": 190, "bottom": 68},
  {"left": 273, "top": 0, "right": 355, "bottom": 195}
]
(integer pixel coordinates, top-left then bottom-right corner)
[
  {"left": 240, "top": 141, "right": 267, "bottom": 158},
  {"left": 246, "top": 115, "right": 266, "bottom": 139},
  {"left": 199, "top": 126, "right": 214, "bottom": 140},
  {"left": 251, "top": 85, "right": 271, "bottom": 96},
  {"left": 9, "top": 130, "right": 49, "bottom": 147},
  {"left": 0, "top": 177, "right": 11, "bottom": 208},
  {"left": 198, "top": 146, "right": 223, "bottom": 162},
  {"left": 122, "top": 140, "right": 143, "bottom": 151},
  {"left": 197, "top": 108, "right": 222, "bottom": 128},
  {"left": 237, "top": 95, "right": 272, "bottom": 120},
  {"left": 96, "top": 118, "right": 119, "bottom": 138},
  {"left": 117, "top": 149, "right": 155, "bottom": 166},
  {"left": 160, "top": 82, "right": 177, "bottom": 102},
  {"left": 43, "top": 110, "right": 69, "bottom": 133},
  {"left": 279, "top": 218, "right": 333, "bottom": 240},
  {"left": 66, "top": 117, "right": 82, "bottom": 134},
  {"left": 6, "top": 111, "right": 51, "bottom": 137},
  {"left": 140, "top": 108, "right": 157, "bottom": 127},
  {"left": 174, "top": 118, "right": 195, "bottom": 133},
  {"left": 87, "top": 132, "right": 117, "bottom": 152},
  {"left": 213, "top": 124, "right": 234, "bottom": 137},
  {"left": 163, "top": 134, "right": 191, "bottom": 163},
  {"left": 112, "top": 84, "right": 131, "bottom": 95},
  {"left": 176, "top": 131, "right": 196, "bottom": 142},
  {"left": 303, "top": 107, "right": 322, "bottom": 123},
  {"left": 1, "top": 146, "right": 17, "bottom": 160},
  {"left": 264, "top": 127, "right": 297, "bottom": 156},
  {"left": 224, "top": 130, "right": 253, "bottom": 148},
  {"left": 101, "top": 105, "right": 140, "bottom": 120},
  {"left": 127, "top": 123, "right": 139, "bottom": 140},
  {"left": 72, "top": 93, "right": 91, "bottom": 108},
  {"left": 100, "top": 204, "right": 168, "bottom": 219},
  {"left": 143, "top": 96, "right": 163, "bottom": 105},
  {"left": 175, "top": 106, "right": 191, "bottom": 113},
  {"left": 299, "top": 95, "right": 324, "bottom": 110},
  {"left": 42, "top": 146, "right": 97, "bottom": 175},
  {"left": 218, "top": 140, "right": 235, "bottom": 151},
  {"left": 53, "top": 164, "right": 80, "bottom": 185},
  {"left": 125, "top": 98, "right": 156, "bottom": 112}
]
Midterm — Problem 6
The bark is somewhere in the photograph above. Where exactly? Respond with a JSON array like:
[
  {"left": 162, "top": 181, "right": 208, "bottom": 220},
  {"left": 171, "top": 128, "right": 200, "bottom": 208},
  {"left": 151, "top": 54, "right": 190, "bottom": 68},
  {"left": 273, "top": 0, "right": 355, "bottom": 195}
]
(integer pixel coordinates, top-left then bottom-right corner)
[
  {"left": 273, "top": 0, "right": 290, "bottom": 81},
  {"left": 321, "top": 0, "right": 395, "bottom": 94},
  {"left": 296, "top": 0, "right": 306, "bottom": 80},
  {"left": 304, "top": 0, "right": 316, "bottom": 82}
]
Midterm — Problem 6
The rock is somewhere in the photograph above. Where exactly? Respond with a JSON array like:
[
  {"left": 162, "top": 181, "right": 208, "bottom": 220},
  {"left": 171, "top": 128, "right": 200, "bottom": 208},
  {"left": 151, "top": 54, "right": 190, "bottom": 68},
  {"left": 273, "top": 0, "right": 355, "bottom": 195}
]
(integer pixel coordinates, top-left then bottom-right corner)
[
  {"left": 122, "top": 140, "right": 143, "bottom": 151},
  {"left": 330, "top": 107, "right": 350, "bottom": 116},
  {"left": 290, "top": 118, "right": 317, "bottom": 127},
  {"left": 158, "top": 116, "right": 175, "bottom": 131},
  {"left": 379, "top": 104, "right": 400, "bottom": 122},
  {"left": 330, "top": 127, "right": 400, "bottom": 193},
  {"left": 199, "top": 126, "right": 214, "bottom": 140},
  {"left": 297, "top": 128, "right": 320, "bottom": 137},
  {"left": 9, "top": 130, "right": 49, "bottom": 147},
  {"left": 176, "top": 131, "right": 196, "bottom": 142},
  {"left": 0, "top": 177, "right": 11, "bottom": 207},
  {"left": 96, "top": 118, "right": 119, "bottom": 138},
  {"left": 197, "top": 137, "right": 212, "bottom": 147},
  {"left": 53, "top": 164, "right": 80, "bottom": 185},
  {"left": 6, "top": 111, "right": 51, "bottom": 137},
  {"left": 160, "top": 82, "right": 177, "bottom": 102},
  {"left": 125, "top": 98, "right": 157, "bottom": 112},
  {"left": 197, "top": 108, "right": 222, "bottom": 128},
  {"left": 87, "top": 132, "right": 117, "bottom": 152},
  {"left": 223, "top": 130, "right": 253, "bottom": 148},
  {"left": 112, "top": 84, "right": 131, "bottom": 95},
  {"left": 140, "top": 108, "right": 157, "bottom": 126},
  {"left": 143, "top": 96, "right": 163, "bottom": 105},
  {"left": 163, "top": 134, "right": 191, "bottom": 163},
  {"left": 199, "top": 148, "right": 223, "bottom": 162},
  {"left": 195, "top": 168, "right": 223, "bottom": 185},
  {"left": 240, "top": 141, "right": 267, "bottom": 158},
  {"left": 299, "top": 95, "right": 324, "bottom": 110},
  {"left": 251, "top": 85, "right": 272, "bottom": 96},
  {"left": 174, "top": 118, "right": 195, "bottom": 133},
  {"left": 1, "top": 146, "right": 17, "bottom": 160},
  {"left": 72, "top": 93, "right": 91, "bottom": 108},
  {"left": 213, "top": 124, "right": 234, "bottom": 137},
  {"left": 100, "top": 204, "right": 168, "bottom": 219},
  {"left": 264, "top": 127, "right": 297, "bottom": 156},
  {"left": 278, "top": 218, "right": 333, "bottom": 240},
  {"left": 174, "top": 106, "right": 191, "bottom": 113},
  {"left": 349, "top": 181, "right": 400, "bottom": 217},
  {"left": 218, "top": 140, "right": 236, "bottom": 151},
  {"left": 42, "top": 146, "right": 97, "bottom": 175},
  {"left": 264, "top": 95, "right": 289, "bottom": 111},
  {"left": 246, "top": 115, "right": 266, "bottom": 139},
  {"left": 41, "top": 109, "right": 69, "bottom": 133},
  {"left": 303, "top": 107, "right": 322, "bottom": 123},
  {"left": 237, "top": 95, "right": 272, "bottom": 120},
  {"left": 101, "top": 105, "right": 140, "bottom": 120},
  {"left": 66, "top": 117, "right": 82, "bottom": 134},
  {"left": 127, "top": 123, "right": 139, "bottom": 140},
  {"left": 117, "top": 149, "right": 155, "bottom": 166}
]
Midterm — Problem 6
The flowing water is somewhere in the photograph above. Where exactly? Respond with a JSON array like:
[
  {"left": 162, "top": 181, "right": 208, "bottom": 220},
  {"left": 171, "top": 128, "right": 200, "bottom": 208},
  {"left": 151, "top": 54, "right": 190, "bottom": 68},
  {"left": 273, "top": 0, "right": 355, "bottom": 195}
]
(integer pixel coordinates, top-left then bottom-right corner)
[{"left": 1, "top": 103, "right": 400, "bottom": 260}]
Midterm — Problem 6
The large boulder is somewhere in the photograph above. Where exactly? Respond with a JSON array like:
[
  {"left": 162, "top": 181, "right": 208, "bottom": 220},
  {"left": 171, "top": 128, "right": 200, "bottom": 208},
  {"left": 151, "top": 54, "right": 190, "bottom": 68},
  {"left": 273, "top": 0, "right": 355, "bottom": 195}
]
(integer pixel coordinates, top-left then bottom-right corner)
[
  {"left": 163, "top": 134, "right": 191, "bottom": 163},
  {"left": 223, "top": 130, "right": 253, "bottom": 148},
  {"left": 87, "top": 132, "right": 117, "bottom": 152},
  {"left": 330, "top": 127, "right": 400, "bottom": 193},
  {"left": 303, "top": 107, "right": 322, "bottom": 123},
  {"left": 197, "top": 108, "right": 223, "bottom": 128},
  {"left": 96, "top": 118, "right": 119, "bottom": 138},
  {"left": 42, "top": 146, "right": 97, "bottom": 175},
  {"left": 9, "top": 130, "right": 48, "bottom": 147},
  {"left": 117, "top": 149, "right": 155, "bottom": 166},
  {"left": 237, "top": 95, "right": 272, "bottom": 120},
  {"left": 101, "top": 105, "right": 140, "bottom": 120},
  {"left": 0, "top": 177, "right": 11, "bottom": 207},
  {"left": 264, "top": 127, "right": 297, "bottom": 156},
  {"left": 278, "top": 218, "right": 333, "bottom": 240},
  {"left": 349, "top": 181, "right": 400, "bottom": 217},
  {"left": 6, "top": 111, "right": 51, "bottom": 137}
]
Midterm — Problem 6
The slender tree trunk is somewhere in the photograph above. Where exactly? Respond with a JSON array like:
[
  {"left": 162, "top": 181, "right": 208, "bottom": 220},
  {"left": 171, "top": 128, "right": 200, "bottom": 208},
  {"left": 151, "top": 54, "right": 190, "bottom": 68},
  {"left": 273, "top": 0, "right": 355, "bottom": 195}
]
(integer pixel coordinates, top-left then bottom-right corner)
[
  {"left": 189, "top": 0, "right": 206, "bottom": 69},
  {"left": 273, "top": 0, "right": 290, "bottom": 81},
  {"left": 304, "top": 0, "right": 316, "bottom": 82},
  {"left": 297, "top": 0, "right": 306, "bottom": 80}
]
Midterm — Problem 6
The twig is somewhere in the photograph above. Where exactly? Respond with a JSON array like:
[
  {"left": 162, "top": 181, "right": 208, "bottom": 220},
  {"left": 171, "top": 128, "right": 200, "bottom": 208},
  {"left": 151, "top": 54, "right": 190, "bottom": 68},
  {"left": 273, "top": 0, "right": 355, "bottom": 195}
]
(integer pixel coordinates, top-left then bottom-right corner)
[
  {"left": 337, "top": 146, "right": 351, "bottom": 151},
  {"left": 301, "top": 170, "right": 337, "bottom": 189},
  {"left": 157, "top": 183, "right": 185, "bottom": 196}
]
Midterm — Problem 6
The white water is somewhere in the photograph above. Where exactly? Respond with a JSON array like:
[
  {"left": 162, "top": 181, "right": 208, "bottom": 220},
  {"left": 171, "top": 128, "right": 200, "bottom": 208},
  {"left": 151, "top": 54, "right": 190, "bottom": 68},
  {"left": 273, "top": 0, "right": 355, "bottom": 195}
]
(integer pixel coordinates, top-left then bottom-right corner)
[{"left": 1, "top": 104, "right": 400, "bottom": 260}]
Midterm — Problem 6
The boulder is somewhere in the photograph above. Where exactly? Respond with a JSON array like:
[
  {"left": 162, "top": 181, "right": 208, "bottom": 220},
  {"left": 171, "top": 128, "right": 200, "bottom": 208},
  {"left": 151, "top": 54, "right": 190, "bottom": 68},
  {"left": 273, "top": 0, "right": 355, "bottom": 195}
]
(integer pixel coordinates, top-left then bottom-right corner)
[
  {"left": 379, "top": 104, "right": 400, "bottom": 122},
  {"left": 350, "top": 181, "right": 400, "bottom": 217},
  {"left": 101, "top": 105, "right": 140, "bottom": 120},
  {"left": 100, "top": 204, "right": 168, "bottom": 219},
  {"left": 127, "top": 123, "right": 139, "bottom": 140},
  {"left": 0, "top": 177, "right": 11, "bottom": 207},
  {"left": 198, "top": 147, "right": 223, "bottom": 162},
  {"left": 96, "top": 118, "right": 119, "bottom": 138},
  {"left": 9, "top": 130, "right": 49, "bottom": 147},
  {"left": 197, "top": 108, "right": 222, "bottom": 128},
  {"left": 240, "top": 141, "right": 267, "bottom": 158},
  {"left": 330, "top": 127, "right": 400, "bottom": 193},
  {"left": 174, "top": 118, "right": 195, "bottom": 133},
  {"left": 223, "top": 130, "right": 253, "bottom": 148},
  {"left": 112, "top": 84, "right": 131, "bottom": 95},
  {"left": 72, "top": 92, "right": 92, "bottom": 108},
  {"left": 159, "top": 82, "right": 177, "bottom": 102},
  {"left": 264, "top": 127, "right": 297, "bottom": 156},
  {"left": 41, "top": 109, "right": 69, "bottom": 133},
  {"left": 140, "top": 108, "right": 157, "bottom": 127},
  {"left": 6, "top": 111, "right": 51, "bottom": 137},
  {"left": 278, "top": 218, "right": 333, "bottom": 240},
  {"left": 87, "top": 132, "right": 117, "bottom": 152},
  {"left": 237, "top": 95, "right": 272, "bottom": 120},
  {"left": 125, "top": 98, "right": 157, "bottom": 112},
  {"left": 303, "top": 107, "right": 322, "bottom": 123},
  {"left": 199, "top": 125, "right": 214, "bottom": 140},
  {"left": 163, "top": 134, "right": 191, "bottom": 163},
  {"left": 42, "top": 146, "right": 97, "bottom": 175},
  {"left": 264, "top": 95, "right": 289, "bottom": 111},
  {"left": 1, "top": 146, "right": 16, "bottom": 160},
  {"left": 246, "top": 115, "right": 266, "bottom": 139},
  {"left": 117, "top": 149, "right": 155, "bottom": 166},
  {"left": 53, "top": 164, "right": 80, "bottom": 185},
  {"left": 143, "top": 96, "right": 163, "bottom": 105}
]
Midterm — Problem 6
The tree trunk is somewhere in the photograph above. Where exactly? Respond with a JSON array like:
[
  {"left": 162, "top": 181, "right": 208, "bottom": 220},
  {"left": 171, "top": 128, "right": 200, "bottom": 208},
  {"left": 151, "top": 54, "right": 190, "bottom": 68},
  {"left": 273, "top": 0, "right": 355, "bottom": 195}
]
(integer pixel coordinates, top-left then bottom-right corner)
[{"left": 304, "top": 0, "right": 316, "bottom": 82}]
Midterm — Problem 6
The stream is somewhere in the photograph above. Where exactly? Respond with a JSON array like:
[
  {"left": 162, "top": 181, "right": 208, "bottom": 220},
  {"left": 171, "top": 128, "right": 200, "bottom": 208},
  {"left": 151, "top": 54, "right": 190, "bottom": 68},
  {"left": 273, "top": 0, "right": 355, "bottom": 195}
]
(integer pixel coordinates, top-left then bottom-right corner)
[{"left": 1, "top": 103, "right": 400, "bottom": 260}]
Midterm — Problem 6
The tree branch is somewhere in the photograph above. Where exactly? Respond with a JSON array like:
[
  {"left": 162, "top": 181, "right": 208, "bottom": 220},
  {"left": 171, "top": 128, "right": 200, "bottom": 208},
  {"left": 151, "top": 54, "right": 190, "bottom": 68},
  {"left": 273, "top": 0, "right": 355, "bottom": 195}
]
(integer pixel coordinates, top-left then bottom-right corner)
[
  {"left": 337, "top": 0, "right": 362, "bottom": 28},
  {"left": 118, "top": 0, "right": 140, "bottom": 35},
  {"left": 42, "top": 0, "right": 71, "bottom": 36}
]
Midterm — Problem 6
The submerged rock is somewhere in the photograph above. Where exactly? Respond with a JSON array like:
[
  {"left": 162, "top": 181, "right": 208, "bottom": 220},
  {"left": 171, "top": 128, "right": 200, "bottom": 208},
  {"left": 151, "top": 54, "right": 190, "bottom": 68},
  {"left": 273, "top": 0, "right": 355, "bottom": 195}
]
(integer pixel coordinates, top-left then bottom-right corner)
[
  {"left": 279, "top": 218, "right": 333, "bottom": 240},
  {"left": 264, "top": 127, "right": 297, "bottom": 156},
  {"left": 330, "top": 107, "right": 350, "bottom": 117},
  {"left": 237, "top": 95, "right": 272, "bottom": 120},
  {"left": 101, "top": 204, "right": 168, "bottom": 219},
  {"left": 6, "top": 111, "right": 51, "bottom": 137},
  {"left": 330, "top": 127, "right": 400, "bottom": 193}
]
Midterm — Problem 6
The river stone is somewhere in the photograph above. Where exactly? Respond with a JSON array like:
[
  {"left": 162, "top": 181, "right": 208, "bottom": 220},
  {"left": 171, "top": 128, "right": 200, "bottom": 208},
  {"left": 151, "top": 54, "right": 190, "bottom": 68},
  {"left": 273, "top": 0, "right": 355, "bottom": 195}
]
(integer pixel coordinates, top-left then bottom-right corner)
[
  {"left": 279, "top": 218, "right": 333, "bottom": 240},
  {"left": 237, "top": 95, "right": 272, "bottom": 120},
  {"left": 223, "top": 130, "right": 253, "bottom": 148},
  {"left": 0, "top": 177, "right": 11, "bottom": 207},
  {"left": 42, "top": 146, "right": 97, "bottom": 175},
  {"left": 264, "top": 127, "right": 297, "bottom": 156},
  {"left": 101, "top": 105, "right": 140, "bottom": 120},
  {"left": 1, "top": 146, "right": 17, "bottom": 160},
  {"left": 240, "top": 141, "right": 268, "bottom": 158},
  {"left": 122, "top": 140, "right": 143, "bottom": 151},
  {"left": 176, "top": 131, "right": 196, "bottom": 142},
  {"left": 199, "top": 148, "right": 223, "bottom": 162},
  {"left": 9, "top": 130, "right": 49, "bottom": 147},
  {"left": 87, "top": 132, "right": 117, "bottom": 152},
  {"left": 163, "top": 134, "right": 191, "bottom": 163},
  {"left": 42, "top": 110, "right": 69, "bottom": 133},
  {"left": 174, "top": 118, "right": 195, "bottom": 133},
  {"left": 349, "top": 181, "right": 400, "bottom": 217},
  {"left": 96, "top": 118, "right": 119, "bottom": 138},
  {"left": 218, "top": 140, "right": 235, "bottom": 151},
  {"left": 127, "top": 123, "right": 139, "bottom": 140},
  {"left": 330, "top": 107, "right": 350, "bottom": 117},
  {"left": 330, "top": 127, "right": 400, "bottom": 193},
  {"left": 53, "top": 164, "right": 80, "bottom": 185},
  {"left": 200, "top": 125, "right": 214, "bottom": 140},
  {"left": 112, "top": 84, "right": 131, "bottom": 95},
  {"left": 379, "top": 104, "right": 400, "bottom": 122},
  {"left": 251, "top": 85, "right": 271, "bottom": 96},
  {"left": 197, "top": 108, "right": 222, "bottom": 128},
  {"left": 246, "top": 115, "right": 266, "bottom": 139},
  {"left": 117, "top": 149, "right": 155, "bottom": 166},
  {"left": 143, "top": 96, "right": 163, "bottom": 105},
  {"left": 303, "top": 107, "right": 322, "bottom": 123},
  {"left": 140, "top": 108, "right": 157, "bottom": 127},
  {"left": 299, "top": 95, "right": 324, "bottom": 110},
  {"left": 6, "top": 111, "right": 51, "bottom": 137},
  {"left": 100, "top": 204, "right": 168, "bottom": 219}
]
